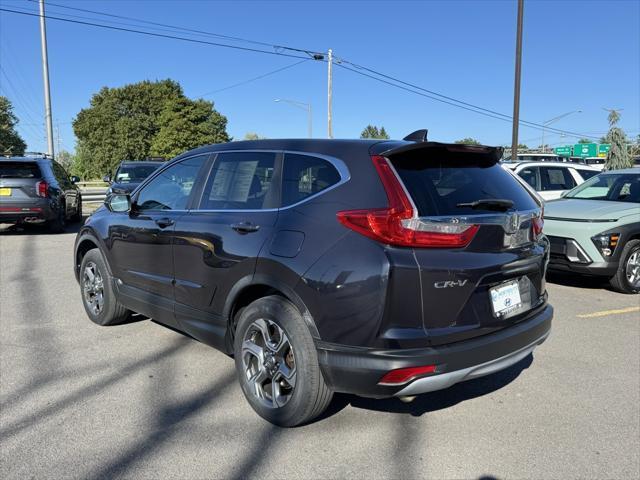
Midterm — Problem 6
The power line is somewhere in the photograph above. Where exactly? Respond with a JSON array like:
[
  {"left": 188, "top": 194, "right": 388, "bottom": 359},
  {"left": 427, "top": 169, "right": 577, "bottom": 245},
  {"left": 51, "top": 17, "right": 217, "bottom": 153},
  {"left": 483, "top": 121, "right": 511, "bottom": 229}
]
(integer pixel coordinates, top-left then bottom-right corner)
[
  {"left": 0, "top": 7, "right": 317, "bottom": 60},
  {"left": 196, "top": 59, "right": 309, "bottom": 97}
]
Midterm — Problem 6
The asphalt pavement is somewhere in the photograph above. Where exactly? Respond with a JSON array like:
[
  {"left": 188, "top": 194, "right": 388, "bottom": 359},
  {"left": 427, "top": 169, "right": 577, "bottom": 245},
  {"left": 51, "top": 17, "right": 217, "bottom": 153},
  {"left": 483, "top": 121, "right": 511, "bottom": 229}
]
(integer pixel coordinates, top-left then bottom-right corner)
[{"left": 1, "top": 222, "right": 638, "bottom": 479}]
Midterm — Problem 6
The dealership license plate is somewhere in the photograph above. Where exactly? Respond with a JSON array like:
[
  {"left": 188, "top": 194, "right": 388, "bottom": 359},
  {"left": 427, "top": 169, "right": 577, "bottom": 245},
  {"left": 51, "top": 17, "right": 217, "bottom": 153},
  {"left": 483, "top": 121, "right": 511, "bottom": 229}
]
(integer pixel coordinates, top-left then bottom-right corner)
[
  {"left": 490, "top": 280, "right": 522, "bottom": 316},
  {"left": 0, "top": 188, "right": 11, "bottom": 196}
]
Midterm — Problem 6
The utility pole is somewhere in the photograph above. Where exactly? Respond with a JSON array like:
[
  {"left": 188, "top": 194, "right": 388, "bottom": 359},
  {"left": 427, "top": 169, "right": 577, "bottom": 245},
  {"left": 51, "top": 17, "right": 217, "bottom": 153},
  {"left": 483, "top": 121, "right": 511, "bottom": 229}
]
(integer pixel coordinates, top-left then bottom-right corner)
[
  {"left": 510, "top": 0, "right": 524, "bottom": 161},
  {"left": 39, "top": 0, "right": 55, "bottom": 158},
  {"left": 55, "top": 122, "right": 61, "bottom": 154},
  {"left": 327, "top": 48, "right": 333, "bottom": 139}
]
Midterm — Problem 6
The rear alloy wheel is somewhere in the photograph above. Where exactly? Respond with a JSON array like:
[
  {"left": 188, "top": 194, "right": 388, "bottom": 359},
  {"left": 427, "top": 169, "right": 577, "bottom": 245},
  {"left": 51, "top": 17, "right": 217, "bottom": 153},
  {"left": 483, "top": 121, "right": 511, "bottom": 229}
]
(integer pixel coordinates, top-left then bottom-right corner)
[
  {"left": 234, "top": 296, "right": 333, "bottom": 427},
  {"left": 80, "top": 249, "right": 130, "bottom": 325},
  {"left": 610, "top": 240, "right": 640, "bottom": 294}
]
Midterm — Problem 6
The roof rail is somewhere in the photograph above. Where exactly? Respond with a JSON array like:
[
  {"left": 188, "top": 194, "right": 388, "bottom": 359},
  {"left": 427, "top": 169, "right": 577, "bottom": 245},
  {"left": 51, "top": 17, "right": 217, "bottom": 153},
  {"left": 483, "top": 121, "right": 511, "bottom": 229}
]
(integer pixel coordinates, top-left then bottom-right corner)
[{"left": 403, "top": 129, "right": 428, "bottom": 142}]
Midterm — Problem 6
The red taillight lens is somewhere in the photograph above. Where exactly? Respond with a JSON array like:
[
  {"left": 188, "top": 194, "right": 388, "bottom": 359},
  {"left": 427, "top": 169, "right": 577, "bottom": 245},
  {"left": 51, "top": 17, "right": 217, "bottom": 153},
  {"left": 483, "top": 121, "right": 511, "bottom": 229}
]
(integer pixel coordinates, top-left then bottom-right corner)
[
  {"left": 532, "top": 206, "right": 544, "bottom": 239},
  {"left": 378, "top": 365, "right": 437, "bottom": 386},
  {"left": 36, "top": 180, "right": 48, "bottom": 198},
  {"left": 336, "top": 155, "right": 478, "bottom": 248}
]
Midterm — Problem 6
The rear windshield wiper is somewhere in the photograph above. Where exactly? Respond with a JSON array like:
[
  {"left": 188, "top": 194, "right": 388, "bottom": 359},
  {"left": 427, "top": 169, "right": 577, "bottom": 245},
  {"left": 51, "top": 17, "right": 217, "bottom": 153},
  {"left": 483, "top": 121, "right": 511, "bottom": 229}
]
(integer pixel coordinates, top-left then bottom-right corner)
[{"left": 456, "top": 199, "right": 514, "bottom": 211}]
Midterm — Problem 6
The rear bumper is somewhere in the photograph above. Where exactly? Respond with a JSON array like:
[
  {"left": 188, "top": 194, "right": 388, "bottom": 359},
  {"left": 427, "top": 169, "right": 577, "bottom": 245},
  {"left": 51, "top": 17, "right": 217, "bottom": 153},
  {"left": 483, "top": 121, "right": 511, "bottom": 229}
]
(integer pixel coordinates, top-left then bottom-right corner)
[
  {"left": 0, "top": 201, "right": 54, "bottom": 223},
  {"left": 316, "top": 304, "right": 552, "bottom": 398}
]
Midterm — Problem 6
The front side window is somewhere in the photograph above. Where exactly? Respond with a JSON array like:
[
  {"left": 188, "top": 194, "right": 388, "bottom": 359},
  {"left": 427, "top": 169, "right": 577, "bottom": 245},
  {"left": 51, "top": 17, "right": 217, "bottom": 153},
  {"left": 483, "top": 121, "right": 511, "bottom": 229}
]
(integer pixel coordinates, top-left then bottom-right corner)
[
  {"left": 135, "top": 155, "right": 207, "bottom": 211},
  {"left": 200, "top": 152, "right": 276, "bottom": 210},
  {"left": 540, "top": 167, "right": 575, "bottom": 191},
  {"left": 282, "top": 154, "right": 341, "bottom": 206}
]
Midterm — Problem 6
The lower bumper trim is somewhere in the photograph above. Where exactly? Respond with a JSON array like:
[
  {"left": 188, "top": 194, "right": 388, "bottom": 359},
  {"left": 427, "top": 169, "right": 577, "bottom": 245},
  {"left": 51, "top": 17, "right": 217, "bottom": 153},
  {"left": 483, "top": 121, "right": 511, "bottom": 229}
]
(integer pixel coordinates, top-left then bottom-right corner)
[{"left": 394, "top": 330, "right": 550, "bottom": 396}]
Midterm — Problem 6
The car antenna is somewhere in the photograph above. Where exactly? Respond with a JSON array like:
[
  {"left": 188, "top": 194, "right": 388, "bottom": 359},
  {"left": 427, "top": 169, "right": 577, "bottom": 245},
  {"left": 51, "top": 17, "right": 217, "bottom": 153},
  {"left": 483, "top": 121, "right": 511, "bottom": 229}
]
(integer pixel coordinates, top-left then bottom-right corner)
[{"left": 403, "top": 129, "right": 428, "bottom": 142}]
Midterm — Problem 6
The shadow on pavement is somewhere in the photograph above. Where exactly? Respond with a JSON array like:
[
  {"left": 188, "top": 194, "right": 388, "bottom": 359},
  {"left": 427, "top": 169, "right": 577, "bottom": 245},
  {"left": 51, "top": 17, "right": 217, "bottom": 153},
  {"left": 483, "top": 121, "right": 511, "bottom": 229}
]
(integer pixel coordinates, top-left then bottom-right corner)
[
  {"left": 321, "top": 353, "right": 533, "bottom": 420},
  {"left": 0, "top": 216, "right": 86, "bottom": 235},
  {"left": 546, "top": 270, "right": 612, "bottom": 291}
]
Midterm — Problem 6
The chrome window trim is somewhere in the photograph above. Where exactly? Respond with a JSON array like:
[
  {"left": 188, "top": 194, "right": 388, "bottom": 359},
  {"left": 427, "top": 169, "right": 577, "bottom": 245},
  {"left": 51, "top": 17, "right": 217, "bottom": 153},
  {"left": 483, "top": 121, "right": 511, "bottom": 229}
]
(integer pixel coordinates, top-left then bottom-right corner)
[{"left": 192, "top": 149, "right": 351, "bottom": 213}]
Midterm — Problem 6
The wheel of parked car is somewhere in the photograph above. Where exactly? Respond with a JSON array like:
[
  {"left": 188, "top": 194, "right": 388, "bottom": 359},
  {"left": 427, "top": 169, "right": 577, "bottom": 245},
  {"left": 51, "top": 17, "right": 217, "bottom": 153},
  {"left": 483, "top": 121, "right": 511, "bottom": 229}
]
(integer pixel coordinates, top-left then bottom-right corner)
[
  {"left": 70, "top": 196, "right": 82, "bottom": 223},
  {"left": 610, "top": 240, "right": 640, "bottom": 294},
  {"left": 80, "top": 249, "right": 131, "bottom": 325},
  {"left": 48, "top": 203, "right": 66, "bottom": 233},
  {"left": 233, "top": 296, "right": 333, "bottom": 427}
]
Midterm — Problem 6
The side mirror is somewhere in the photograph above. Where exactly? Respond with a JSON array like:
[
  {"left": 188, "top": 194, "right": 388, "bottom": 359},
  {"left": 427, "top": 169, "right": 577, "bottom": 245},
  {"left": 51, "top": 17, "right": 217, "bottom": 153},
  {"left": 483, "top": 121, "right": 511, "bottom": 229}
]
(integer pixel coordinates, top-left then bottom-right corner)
[
  {"left": 103, "top": 174, "right": 111, "bottom": 183},
  {"left": 106, "top": 193, "right": 131, "bottom": 213},
  {"left": 70, "top": 176, "right": 80, "bottom": 184},
  {"left": 560, "top": 190, "right": 568, "bottom": 198}
]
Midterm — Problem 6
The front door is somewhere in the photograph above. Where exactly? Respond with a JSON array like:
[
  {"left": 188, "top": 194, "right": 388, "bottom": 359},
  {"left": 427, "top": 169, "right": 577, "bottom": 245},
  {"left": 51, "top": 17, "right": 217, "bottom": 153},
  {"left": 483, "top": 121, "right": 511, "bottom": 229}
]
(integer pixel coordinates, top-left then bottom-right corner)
[
  {"left": 108, "top": 154, "right": 210, "bottom": 325},
  {"left": 172, "top": 151, "right": 280, "bottom": 348}
]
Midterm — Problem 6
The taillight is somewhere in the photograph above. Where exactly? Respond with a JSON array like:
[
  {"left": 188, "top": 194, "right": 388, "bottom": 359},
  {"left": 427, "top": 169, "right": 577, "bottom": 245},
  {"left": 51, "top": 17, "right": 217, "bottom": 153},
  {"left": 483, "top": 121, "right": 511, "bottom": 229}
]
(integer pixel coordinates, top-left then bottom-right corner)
[
  {"left": 532, "top": 206, "right": 544, "bottom": 239},
  {"left": 36, "top": 180, "right": 48, "bottom": 198},
  {"left": 378, "top": 365, "right": 437, "bottom": 386},
  {"left": 336, "top": 155, "right": 478, "bottom": 248}
]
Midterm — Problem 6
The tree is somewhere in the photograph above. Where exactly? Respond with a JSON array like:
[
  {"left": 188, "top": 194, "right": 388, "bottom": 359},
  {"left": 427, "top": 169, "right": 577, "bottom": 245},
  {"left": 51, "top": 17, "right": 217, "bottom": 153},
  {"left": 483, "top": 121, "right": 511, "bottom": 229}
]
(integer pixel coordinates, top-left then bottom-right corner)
[
  {"left": 454, "top": 137, "right": 481, "bottom": 145},
  {"left": 517, "top": 143, "right": 529, "bottom": 150},
  {"left": 360, "top": 124, "right": 390, "bottom": 139},
  {"left": 56, "top": 150, "right": 75, "bottom": 172},
  {"left": 73, "top": 79, "right": 229, "bottom": 178},
  {"left": 243, "top": 132, "right": 266, "bottom": 140},
  {"left": 604, "top": 110, "right": 632, "bottom": 170},
  {"left": 577, "top": 138, "right": 592, "bottom": 144},
  {"left": 0, "top": 96, "right": 27, "bottom": 156}
]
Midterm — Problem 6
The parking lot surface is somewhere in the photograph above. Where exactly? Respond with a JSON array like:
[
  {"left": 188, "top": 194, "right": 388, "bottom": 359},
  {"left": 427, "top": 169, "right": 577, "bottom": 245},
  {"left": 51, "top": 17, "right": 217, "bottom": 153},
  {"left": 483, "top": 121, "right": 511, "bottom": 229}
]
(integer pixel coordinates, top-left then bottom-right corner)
[{"left": 1, "top": 223, "right": 639, "bottom": 479}]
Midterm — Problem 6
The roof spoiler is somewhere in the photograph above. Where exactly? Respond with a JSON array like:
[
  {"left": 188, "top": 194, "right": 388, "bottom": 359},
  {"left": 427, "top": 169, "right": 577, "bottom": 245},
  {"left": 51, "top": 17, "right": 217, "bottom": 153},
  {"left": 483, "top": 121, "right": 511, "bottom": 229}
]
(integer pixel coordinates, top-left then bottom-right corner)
[
  {"left": 381, "top": 141, "right": 504, "bottom": 164},
  {"left": 403, "top": 129, "right": 428, "bottom": 142}
]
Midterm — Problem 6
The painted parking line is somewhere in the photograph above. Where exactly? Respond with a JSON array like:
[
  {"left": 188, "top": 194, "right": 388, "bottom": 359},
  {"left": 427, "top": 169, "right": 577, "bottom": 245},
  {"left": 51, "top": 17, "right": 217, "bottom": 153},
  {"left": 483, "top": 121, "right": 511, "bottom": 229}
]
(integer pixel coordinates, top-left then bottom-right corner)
[{"left": 577, "top": 306, "right": 640, "bottom": 319}]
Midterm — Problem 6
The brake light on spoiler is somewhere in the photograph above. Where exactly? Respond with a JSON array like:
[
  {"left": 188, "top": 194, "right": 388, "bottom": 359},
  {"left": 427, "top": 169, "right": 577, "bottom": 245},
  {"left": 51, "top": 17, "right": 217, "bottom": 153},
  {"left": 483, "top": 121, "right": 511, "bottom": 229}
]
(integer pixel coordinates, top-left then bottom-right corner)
[{"left": 337, "top": 155, "right": 479, "bottom": 248}]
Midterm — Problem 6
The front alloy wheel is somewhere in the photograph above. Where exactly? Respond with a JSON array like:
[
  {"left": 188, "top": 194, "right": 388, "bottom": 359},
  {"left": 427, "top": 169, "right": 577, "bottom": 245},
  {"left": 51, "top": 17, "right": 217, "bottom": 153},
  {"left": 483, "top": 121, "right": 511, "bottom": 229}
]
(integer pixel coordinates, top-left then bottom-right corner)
[
  {"left": 82, "top": 261, "right": 104, "bottom": 315},
  {"left": 625, "top": 250, "right": 640, "bottom": 289},
  {"left": 242, "top": 318, "right": 297, "bottom": 408}
]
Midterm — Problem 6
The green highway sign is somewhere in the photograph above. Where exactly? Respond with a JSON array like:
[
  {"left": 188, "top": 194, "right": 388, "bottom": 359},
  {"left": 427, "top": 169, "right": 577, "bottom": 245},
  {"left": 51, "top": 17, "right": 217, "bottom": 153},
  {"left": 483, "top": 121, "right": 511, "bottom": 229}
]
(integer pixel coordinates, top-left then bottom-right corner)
[
  {"left": 554, "top": 145, "right": 572, "bottom": 157},
  {"left": 573, "top": 143, "right": 598, "bottom": 158},
  {"left": 597, "top": 144, "right": 611, "bottom": 157}
]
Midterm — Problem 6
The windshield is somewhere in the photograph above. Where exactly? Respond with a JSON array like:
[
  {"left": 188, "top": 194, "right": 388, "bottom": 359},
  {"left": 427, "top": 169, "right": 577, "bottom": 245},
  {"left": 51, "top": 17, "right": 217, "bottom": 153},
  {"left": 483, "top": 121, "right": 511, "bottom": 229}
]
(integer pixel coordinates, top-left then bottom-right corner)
[
  {"left": 114, "top": 164, "right": 160, "bottom": 183},
  {"left": 564, "top": 173, "right": 640, "bottom": 203}
]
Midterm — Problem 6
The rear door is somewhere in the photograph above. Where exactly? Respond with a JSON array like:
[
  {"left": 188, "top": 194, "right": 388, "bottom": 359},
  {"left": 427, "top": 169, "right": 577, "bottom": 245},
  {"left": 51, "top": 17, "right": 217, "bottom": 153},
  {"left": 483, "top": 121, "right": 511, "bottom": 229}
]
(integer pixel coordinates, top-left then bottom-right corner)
[
  {"left": 386, "top": 145, "right": 546, "bottom": 345},
  {"left": 172, "top": 151, "right": 280, "bottom": 348}
]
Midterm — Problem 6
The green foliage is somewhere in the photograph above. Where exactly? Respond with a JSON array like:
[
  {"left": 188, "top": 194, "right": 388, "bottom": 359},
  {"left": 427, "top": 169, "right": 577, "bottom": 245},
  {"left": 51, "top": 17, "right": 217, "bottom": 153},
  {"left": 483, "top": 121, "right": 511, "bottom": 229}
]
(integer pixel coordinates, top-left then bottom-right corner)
[
  {"left": 56, "top": 150, "right": 75, "bottom": 172},
  {"left": 454, "top": 137, "right": 481, "bottom": 145},
  {"left": 517, "top": 143, "right": 529, "bottom": 150},
  {"left": 604, "top": 110, "right": 632, "bottom": 170},
  {"left": 577, "top": 138, "right": 592, "bottom": 144},
  {"left": 73, "top": 79, "right": 229, "bottom": 177},
  {"left": 243, "top": 132, "right": 267, "bottom": 140},
  {"left": 360, "top": 124, "right": 390, "bottom": 139},
  {"left": 0, "top": 96, "right": 27, "bottom": 156}
]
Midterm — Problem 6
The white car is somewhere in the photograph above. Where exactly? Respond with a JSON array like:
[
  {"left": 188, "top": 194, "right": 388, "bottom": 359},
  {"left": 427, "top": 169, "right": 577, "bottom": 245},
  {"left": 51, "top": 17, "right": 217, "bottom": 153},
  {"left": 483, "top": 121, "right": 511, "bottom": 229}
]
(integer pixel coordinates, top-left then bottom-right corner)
[{"left": 503, "top": 161, "right": 601, "bottom": 200}]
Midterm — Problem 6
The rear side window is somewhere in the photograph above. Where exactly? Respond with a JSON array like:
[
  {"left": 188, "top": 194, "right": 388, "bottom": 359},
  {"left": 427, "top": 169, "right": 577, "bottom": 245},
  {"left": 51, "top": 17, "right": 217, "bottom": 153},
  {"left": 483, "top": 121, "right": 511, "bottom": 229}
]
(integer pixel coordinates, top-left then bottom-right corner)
[
  {"left": 0, "top": 162, "right": 42, "bottom": 179},
  {"left": 576, "top": 169, "right": 599, "bottom": 181},
  {"left": 282, "top": 154, "right": 341, "bottom": 206},
  {"left": 540, "top": 166, "right": 575, "bottom": 191},
  {"left": 390, "top": 157, "right": 538, "bottom": 216},
  {"left": 200, "top": 152, "right": 277, "bottom": 210},
  {"left": 518, "top": 167, "right": 539, "bottom": 190}
]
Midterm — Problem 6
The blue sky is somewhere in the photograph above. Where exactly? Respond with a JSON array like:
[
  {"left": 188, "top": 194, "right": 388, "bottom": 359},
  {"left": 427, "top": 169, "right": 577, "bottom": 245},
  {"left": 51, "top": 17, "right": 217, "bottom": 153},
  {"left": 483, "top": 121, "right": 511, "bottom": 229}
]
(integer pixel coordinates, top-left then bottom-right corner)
[{"left": 1, "top": 0, "right": 638, "bottom": 154}]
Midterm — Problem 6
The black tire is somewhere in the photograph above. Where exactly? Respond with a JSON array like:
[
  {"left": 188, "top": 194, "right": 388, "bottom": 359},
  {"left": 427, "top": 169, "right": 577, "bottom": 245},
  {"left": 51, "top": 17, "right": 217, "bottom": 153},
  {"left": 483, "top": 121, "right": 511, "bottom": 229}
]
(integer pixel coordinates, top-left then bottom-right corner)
[
  {"left": 610, "top": 240, "right": 640, "bottom": 294},
  {"left": 48, "top": 203, "right": 66, "bottom": 233},
  {"left": 79, "top": 248, "right": 130, "bottom": 325},
  {"left": 234, "top": 295, "right": 333, "bottom": 427},
  {"left": 70, "top": 196, "right": 82, "bottom": 223}
]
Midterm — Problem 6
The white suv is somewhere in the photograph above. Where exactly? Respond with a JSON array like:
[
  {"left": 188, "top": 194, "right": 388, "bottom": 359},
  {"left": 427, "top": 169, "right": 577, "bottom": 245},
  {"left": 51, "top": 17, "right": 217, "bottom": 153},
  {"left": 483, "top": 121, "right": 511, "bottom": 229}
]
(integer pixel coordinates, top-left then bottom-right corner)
[{"left": 504, "top": 161, "right": 601, "bottom": 200}]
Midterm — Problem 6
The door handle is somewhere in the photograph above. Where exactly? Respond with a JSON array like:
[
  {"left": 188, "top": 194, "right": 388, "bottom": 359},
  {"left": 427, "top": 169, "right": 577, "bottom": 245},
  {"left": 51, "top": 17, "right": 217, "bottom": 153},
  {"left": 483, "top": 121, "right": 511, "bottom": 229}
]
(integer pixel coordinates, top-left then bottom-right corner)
[
  {"left": 155, "top": 217, "right": 175, "bottom": 229},
  {"left": 231, "top": 222, "right": 260, "bottom": 234}
]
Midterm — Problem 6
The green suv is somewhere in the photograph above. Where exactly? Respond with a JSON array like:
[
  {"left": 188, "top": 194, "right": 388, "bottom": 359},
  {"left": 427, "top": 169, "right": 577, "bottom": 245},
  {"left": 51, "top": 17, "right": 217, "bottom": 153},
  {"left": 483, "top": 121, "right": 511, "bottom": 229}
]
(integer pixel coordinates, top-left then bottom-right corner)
[{"left": 544, "top": 169, "right": 640, "bottom": 294}]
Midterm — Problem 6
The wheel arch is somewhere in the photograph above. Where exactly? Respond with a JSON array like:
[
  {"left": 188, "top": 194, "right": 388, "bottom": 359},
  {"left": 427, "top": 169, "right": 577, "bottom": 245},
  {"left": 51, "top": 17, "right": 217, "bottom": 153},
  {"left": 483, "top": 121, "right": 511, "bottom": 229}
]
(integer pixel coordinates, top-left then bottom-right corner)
[
  {"left": 74, "top": 229, "right": 110, "bottom": 281},
  {"left": 224, "top": 274, "right": 320, "bottom": 351}
]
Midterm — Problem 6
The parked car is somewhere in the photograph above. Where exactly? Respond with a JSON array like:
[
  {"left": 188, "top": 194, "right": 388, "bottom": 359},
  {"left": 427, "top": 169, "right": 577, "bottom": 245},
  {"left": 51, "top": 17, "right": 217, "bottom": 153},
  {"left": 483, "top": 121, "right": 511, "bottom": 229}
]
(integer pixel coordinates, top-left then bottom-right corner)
[
  {"left": 104, "top": 160, "right": 164, "bottom": 194},
  {"left": 0, "top": 156, "right": 82, "bottom": 231},
  {"left": 502, "top": 153, "right": 562, "bottom": 163},
  {"left": 74, "top": 134, "right": 552, "bottom": 426},
  {"left": 504, "top": 161, "right": 601, "bottom": 200},
  {"left": 544, "top": 168, "right": 640, "bottom": 293}
]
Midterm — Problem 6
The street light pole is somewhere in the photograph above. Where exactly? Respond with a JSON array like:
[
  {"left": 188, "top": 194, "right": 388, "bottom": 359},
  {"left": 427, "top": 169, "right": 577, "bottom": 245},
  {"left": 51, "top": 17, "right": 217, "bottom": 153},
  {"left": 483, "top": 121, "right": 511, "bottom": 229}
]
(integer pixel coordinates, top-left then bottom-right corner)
[
  {"left": 274, "top": 99, "right": 312, "bottom": 138},
  {"left": 510, "top": 0, "right": 524, "bottom": 161},
  {"left": 541, "top": 110, "right": 582, "bottom": 152},
  {"left": 39, "top": 0, "right": 54, "bottom": 158}
]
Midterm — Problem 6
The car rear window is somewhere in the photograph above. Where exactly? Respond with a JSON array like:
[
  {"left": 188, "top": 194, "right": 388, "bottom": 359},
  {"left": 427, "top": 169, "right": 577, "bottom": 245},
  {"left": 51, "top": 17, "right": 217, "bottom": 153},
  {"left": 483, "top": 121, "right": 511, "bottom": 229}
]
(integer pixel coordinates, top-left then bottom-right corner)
[
  {"left": 390, "top": 156, "right": 539, "bottom": 216},
  {"left": 0, "top": 162, "right": 42, "bottom": 179}
]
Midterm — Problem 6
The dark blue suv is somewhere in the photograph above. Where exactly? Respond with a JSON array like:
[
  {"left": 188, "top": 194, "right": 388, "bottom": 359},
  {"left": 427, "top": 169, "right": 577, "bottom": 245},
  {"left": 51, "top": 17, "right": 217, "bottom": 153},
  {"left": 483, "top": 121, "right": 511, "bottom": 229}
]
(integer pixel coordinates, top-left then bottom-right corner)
[{"left": 74, "top": 133, "right": 552, "bottom": 426}]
